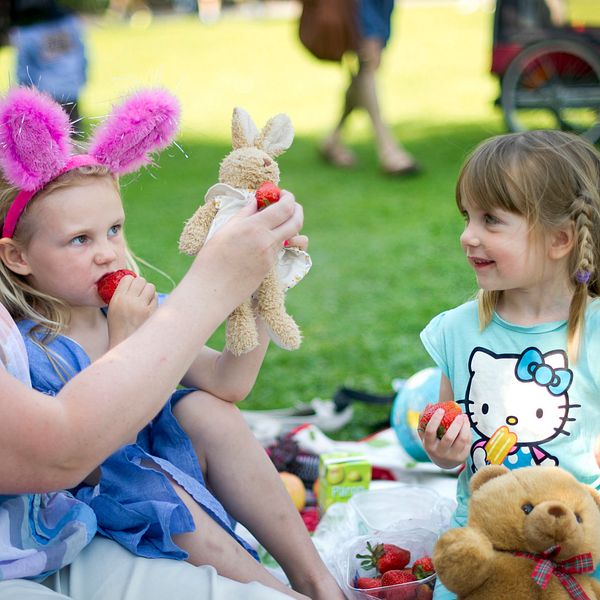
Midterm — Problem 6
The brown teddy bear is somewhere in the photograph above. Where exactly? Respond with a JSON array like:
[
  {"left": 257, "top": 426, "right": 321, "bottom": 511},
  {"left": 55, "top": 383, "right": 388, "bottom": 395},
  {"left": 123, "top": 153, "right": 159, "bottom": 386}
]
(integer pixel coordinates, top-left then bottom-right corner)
[
  {"left": 433, "top": 465, "right": 600, "bottom": 600},
  {"left": 179, "top": 107, "right": 311, "bottom": 356}
]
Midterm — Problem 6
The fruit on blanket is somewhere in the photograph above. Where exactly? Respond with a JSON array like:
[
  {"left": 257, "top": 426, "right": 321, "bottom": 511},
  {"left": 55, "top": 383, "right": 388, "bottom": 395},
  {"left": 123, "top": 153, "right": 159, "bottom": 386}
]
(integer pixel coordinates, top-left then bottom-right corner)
[
  {"left": 97, "top": 269, "right": 137, "bottom": 304},
  {"left": 412, "top": 556, "right": 434, "bottom": 579},
  {"left": 279, "top": 472, "right": 306, "bottom": 511},
  {"left": 255, "top": 181, "right": 281, "bottom": 210},
  {"left": 417, "top": 401, "right": 462, "bottom": 439},
  {"left": 356, "top": 542, "right": 411, "bottom": 574}
]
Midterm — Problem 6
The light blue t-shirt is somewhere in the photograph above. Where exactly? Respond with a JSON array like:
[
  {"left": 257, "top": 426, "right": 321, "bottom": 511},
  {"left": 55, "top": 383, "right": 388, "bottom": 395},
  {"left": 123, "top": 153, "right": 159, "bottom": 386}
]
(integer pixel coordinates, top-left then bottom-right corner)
[{"left": 421, "top": 298, "right": 600, "bottom": 527}]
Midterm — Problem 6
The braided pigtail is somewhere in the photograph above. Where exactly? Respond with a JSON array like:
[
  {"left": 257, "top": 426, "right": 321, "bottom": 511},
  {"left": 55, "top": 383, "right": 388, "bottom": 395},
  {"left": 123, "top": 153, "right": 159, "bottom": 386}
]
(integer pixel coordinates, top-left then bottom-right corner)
[{"left": 567, "top": 192, "right": 600, "bottom": 361}]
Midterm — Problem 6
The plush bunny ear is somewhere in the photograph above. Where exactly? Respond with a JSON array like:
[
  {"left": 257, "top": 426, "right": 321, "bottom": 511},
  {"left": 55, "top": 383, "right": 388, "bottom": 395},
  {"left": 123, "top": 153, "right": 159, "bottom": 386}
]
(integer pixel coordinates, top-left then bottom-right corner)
[
  {"left": 256, "top": 113, "right": 294, "bottom": 157},
  {"left": 0, "top": 87, "right": 73, "bottom": 191},
  {"left": 231, "top": 107, "right": 259, "bottom": 149},
  {"left": 88, "top": 88, "right": 180, "bottom": 175}
]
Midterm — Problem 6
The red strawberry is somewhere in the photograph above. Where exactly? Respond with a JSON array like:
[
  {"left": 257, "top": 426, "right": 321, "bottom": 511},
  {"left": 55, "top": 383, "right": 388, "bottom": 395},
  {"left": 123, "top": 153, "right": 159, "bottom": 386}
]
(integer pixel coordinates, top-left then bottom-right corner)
[
  {"left": 414, "top": 583, "right": 434, "bottom": 600},
  {"left": 356, "top": 542, "right": 411, "bottom": 574},
  {"left": 411, "top": 556, "right": 435, "bottom": 580},
  {"left": 97, "top": 269, "right": 137, "bottom": 304},
  {"left": 381, "top": 569, "right": 417, "bottom": 586},
  {"left": 356, "top": 576, "right": 381, "bottom": 589},
  {"left": 417, "top": 401, "right": 462, "bottom": 439},
  {"left": 255, "top": 181, "right": 281, "bottom": 210}
]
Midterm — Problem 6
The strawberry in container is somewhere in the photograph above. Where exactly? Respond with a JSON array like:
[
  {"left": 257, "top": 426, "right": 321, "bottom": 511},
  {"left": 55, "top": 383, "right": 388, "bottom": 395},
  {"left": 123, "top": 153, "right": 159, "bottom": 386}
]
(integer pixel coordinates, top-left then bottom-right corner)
[{"left": 347, "top": 530, "right": 437, "bottom": 600}]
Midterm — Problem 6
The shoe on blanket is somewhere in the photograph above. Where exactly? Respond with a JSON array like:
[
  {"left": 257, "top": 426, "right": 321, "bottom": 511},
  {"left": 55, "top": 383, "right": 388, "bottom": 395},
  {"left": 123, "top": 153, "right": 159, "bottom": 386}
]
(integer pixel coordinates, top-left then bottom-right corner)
[{"left": 241, "top": 398, "right": 353, "bottom": 436}]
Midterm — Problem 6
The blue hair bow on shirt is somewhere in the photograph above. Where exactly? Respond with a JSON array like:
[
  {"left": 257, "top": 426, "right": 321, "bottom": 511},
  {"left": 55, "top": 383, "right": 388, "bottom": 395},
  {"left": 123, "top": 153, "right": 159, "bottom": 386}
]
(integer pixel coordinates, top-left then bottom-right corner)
[{"left": 515, "top": 348, "right": 573, "bottom": 396}]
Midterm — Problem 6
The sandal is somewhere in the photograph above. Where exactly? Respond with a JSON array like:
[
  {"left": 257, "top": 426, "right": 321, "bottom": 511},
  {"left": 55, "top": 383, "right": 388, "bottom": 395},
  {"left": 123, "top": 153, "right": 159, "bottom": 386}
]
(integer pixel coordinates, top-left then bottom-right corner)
[
  {"left": 319, "top": 138, "right": 358, "bottom": 168},
  {"left": 380, "top": 149, "right": 421, "bottom": 177}
]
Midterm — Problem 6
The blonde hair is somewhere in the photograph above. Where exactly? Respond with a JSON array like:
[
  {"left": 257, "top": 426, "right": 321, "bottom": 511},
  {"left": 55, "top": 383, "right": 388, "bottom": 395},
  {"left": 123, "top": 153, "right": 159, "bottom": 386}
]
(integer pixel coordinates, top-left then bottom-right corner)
[
  {"left": 0, "top": 165, "right": 139, "bottom": 340},
  {"left": 456, "top": 130, "right": 600, "bottom": 361}
]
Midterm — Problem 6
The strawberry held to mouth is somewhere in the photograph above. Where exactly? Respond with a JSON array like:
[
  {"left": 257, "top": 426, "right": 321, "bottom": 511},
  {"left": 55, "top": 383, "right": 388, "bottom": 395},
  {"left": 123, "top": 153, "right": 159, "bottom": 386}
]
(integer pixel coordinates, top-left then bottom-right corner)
[
  {"left": 255, "top": 181, "right": 281, "bottom": 210},
  {"left": 418, "top": 401, "right": 462, "bottom": 439},
  {"left": 97, "top": 269, "right": 137, "bottom": 304}
]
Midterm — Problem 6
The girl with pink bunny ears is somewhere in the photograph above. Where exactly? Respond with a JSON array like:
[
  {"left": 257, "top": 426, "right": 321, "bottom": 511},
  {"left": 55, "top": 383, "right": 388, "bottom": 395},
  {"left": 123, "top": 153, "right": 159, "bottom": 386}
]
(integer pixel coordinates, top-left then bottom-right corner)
[{"left": 0, "top": 87, "right": 344, "bottom": 600}]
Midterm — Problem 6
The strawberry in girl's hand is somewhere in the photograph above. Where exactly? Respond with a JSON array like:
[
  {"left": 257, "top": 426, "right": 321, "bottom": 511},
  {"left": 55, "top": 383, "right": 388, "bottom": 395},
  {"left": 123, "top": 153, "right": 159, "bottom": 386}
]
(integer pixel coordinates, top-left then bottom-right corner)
[
  {"left": 97, "top": 269, "right": 137, "bottom": 304},
  {"left": 255, "top": 181, "right": 281, "bottom": 210},
  {"left": 418, "top": 401, "right": 462, "bottom": 439},
  {"left": 412, "top": 556, "right": 435, "bottom": 580},
  {"left": 357, "top": 542, "right": 411, "bottom": 574}
]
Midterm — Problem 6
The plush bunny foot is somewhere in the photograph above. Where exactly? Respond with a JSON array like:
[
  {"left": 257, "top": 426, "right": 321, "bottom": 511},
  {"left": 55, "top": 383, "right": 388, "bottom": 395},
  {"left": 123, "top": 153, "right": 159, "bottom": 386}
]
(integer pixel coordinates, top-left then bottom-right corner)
[
  {"left": 226, "top": 300, "right": 259, "bottom": 356},
  {"left": 256, "top": 269, "right": 302, "bottom": 351}
]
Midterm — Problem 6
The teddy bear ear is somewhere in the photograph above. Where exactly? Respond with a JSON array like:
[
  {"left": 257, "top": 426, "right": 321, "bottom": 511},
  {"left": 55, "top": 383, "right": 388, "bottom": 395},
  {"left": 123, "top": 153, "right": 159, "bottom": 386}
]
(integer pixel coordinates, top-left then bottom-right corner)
[
  {"left": 470, "top": 464, "right": 510, "bottom": 493},
  {"left": 87, "top": 88, "right": 180, "bottom": 175},
  {"left": 231, "top": 107, "right": 259, "bottom": 149},
  {"left": 256, "top": 113, "right": 294, "bottom": 158}
]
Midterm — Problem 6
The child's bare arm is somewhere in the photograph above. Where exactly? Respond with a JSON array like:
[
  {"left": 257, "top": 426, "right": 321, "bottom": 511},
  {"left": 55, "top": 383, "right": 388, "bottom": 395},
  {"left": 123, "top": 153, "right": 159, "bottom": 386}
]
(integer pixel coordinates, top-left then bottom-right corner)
[{"left": 420, "top": 373, "right": 471, "bottom": 469}]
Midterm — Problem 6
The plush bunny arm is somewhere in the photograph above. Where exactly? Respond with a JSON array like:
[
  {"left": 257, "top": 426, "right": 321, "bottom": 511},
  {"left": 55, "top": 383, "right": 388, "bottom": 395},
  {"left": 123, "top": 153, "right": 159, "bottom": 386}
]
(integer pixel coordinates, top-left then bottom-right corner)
[
  {"left": 433, "top": 527, "right": 495, "bottom": 597},
  {"left": 256, "top": 267, "right": 301, "bottom": 351},
  {"left": 179, "top": 198, "right": 219, "bottom": 255}
]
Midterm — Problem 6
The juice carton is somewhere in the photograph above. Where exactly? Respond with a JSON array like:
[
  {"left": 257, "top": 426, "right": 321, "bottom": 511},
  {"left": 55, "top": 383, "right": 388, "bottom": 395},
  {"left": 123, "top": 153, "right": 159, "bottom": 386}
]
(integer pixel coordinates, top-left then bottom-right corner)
[{"left": 318, "top": 451, "right": 372, "bottom": 513}]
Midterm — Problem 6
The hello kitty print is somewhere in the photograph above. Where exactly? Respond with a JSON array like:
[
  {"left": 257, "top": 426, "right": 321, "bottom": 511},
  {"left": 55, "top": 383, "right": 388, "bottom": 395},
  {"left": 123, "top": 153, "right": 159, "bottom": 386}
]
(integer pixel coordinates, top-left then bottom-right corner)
[{"left": 463, "top": 347, "right": 578, "bottom": 473}]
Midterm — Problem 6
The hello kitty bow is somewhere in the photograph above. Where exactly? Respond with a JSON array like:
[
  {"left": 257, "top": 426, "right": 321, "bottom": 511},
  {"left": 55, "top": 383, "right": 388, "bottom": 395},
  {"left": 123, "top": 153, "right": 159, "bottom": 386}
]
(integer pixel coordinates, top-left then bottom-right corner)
[
  {"left": 0, "top": 86, "right": 180, "bottom": 238},
  {"left": 513, "top": 545, "right": 594, "bottom": 600},
  {"left": 515, "top": 347, "right": 573, "bottom": 396}
]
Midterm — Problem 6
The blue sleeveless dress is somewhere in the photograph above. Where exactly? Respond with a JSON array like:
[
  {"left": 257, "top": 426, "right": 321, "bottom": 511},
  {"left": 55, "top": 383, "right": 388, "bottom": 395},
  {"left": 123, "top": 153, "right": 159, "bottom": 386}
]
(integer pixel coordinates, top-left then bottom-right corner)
[{"left": 17, "top": 318, "right": 258, "bottom": 562}]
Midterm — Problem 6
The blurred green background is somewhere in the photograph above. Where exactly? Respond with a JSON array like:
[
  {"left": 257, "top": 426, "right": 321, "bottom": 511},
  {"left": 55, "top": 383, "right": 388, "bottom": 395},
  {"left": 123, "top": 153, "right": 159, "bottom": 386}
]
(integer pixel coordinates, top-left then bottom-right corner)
[{"left": 2, "top": 1, "right": 596, "bottom": 437}]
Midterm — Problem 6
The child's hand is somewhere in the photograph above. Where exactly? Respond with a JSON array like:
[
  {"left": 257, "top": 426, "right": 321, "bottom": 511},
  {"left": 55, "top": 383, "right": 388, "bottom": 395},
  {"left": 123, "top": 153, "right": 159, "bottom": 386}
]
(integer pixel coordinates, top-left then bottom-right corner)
[
  {"left": 107, "top": 275, "right": 157, "bottom": 348},
  {"left": 419, "top": 411, "right": 471, "bottom": 470},
  {"left": 285, "top": 234, "right": 309, "bottom": 251}
]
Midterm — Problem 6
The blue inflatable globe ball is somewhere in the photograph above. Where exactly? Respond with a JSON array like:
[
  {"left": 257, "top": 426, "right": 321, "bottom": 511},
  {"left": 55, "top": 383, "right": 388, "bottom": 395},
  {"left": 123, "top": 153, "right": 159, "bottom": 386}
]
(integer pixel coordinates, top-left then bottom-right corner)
[{"left": 390, "top": 367, "right": 442, "bottom": 463}]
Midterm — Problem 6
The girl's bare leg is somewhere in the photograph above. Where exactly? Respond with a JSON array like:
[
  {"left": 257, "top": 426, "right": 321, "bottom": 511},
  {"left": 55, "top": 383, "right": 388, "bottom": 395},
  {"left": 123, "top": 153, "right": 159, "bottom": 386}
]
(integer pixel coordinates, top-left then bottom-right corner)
[
  {"left": 173, "top": 392, "right": 346, "bottom": 600},
  {"left": 168, "top": 476, "right": 308, "bottom": 599}
]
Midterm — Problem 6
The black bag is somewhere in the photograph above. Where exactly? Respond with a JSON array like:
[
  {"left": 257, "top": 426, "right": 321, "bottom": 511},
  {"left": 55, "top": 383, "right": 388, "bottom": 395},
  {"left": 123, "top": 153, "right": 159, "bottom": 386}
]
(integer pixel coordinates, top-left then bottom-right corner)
[{"left": 299, "top": 0, "right": 359, "bottom": 63}]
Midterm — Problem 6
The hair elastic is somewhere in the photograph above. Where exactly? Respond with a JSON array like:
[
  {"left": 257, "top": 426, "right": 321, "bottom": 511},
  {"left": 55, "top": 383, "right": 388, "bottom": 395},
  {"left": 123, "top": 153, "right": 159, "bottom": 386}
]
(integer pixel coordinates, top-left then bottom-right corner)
[
  {"left": 0, "top": 86, "right": 180, "bottom": 239},
  {"left": 575, "top": 269, "right": 591, "bottom": 284}
]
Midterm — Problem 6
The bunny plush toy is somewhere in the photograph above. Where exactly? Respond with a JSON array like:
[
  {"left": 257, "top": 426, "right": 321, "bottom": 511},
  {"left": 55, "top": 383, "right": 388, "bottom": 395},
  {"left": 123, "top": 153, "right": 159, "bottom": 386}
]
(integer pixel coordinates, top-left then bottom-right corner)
[{"left": 179, "top": 107, "right": 311, "bottom": 356}]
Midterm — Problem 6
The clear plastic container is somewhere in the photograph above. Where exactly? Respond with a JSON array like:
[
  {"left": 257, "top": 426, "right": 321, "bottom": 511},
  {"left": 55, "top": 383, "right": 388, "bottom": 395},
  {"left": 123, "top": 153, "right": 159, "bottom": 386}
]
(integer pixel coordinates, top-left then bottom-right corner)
[
  {"left": 349, "top": 484, "right": 455, "bottom": 535},
  {"left": 344, "top": 528, "right": 437, "bottom": 600}
]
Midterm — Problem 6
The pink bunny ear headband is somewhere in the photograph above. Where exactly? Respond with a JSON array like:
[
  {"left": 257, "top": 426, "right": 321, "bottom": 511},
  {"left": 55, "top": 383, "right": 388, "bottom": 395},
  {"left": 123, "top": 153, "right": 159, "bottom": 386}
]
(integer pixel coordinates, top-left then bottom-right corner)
[{"left": 0, "top": 86, "right": 180, "bottom": 238}]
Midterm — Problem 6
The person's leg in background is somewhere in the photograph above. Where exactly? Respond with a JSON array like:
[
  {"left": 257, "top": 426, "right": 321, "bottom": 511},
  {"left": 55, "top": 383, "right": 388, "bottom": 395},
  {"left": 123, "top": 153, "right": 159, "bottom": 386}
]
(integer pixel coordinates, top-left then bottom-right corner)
[{"left": 321, "top": 0, "right": 419, "bottom": 175}]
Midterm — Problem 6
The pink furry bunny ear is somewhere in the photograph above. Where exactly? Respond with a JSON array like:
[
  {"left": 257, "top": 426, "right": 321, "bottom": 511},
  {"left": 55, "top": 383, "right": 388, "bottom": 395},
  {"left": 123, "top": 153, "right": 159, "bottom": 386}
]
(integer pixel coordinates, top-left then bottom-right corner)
[
  {"left": 0, "top": 87, "right": 73, "bottom": 191},
  {"left": 88, "top": 88, "right": 180, "bottom": 175}
]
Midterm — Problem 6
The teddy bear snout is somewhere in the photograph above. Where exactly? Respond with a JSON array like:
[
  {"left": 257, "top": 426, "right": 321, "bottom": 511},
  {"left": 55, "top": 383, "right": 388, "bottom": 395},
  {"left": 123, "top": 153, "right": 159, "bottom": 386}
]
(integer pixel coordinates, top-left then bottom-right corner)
[{"left": 547, "top": 504, "right": 566, "bottom": 519}]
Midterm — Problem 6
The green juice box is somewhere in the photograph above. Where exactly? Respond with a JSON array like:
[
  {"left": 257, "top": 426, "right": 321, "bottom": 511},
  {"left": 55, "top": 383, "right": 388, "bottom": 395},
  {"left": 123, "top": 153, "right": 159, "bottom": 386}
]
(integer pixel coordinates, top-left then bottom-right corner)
[{"left": 318, "top": 451, "right": 372, "bottom": 513}]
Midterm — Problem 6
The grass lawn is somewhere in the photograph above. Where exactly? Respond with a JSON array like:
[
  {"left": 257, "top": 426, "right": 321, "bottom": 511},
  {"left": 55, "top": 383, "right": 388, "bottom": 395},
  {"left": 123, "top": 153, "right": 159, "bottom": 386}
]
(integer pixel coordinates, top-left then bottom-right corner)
[{"left": 0, "top": 2, "right": 509, "bottom": 438}]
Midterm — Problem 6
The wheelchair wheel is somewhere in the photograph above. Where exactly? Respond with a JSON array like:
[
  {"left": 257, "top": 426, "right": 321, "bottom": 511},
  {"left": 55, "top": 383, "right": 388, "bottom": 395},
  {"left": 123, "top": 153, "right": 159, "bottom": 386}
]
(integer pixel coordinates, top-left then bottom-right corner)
[{"left": 501, "top": 38, "right": 600, "bottom": 143}]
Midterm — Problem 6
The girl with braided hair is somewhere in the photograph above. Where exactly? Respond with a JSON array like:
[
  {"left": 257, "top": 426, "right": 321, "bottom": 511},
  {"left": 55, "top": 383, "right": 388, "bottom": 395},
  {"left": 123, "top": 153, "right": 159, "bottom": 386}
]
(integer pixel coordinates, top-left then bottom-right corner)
[{"left": 416, "top": 130, "right": 600, "bottom": 599}]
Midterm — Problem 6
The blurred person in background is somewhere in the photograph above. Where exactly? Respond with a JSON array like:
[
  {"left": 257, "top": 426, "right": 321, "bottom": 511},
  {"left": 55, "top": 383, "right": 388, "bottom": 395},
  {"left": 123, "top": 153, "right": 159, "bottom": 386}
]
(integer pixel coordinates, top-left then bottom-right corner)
[
  {"left": 10, "top": 0, "right": 87, "bottom": 129},
  {"left": 320, "top": 0, "right": 420, "bottom": 176}
]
